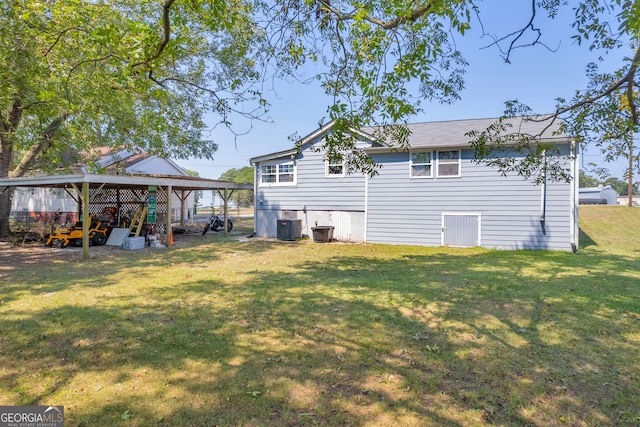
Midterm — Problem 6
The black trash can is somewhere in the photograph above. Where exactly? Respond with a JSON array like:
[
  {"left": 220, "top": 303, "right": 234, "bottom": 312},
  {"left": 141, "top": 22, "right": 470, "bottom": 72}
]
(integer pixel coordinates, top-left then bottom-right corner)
[{"left": 311, "top": 226, "right": 334, "bottom": 243}]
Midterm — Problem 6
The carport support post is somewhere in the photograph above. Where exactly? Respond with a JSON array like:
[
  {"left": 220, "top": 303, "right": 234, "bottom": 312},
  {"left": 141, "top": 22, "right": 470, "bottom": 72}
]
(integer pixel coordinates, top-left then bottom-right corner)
[
  {"left": 82, "top": 181, "right": 90, "bottom": 259},
  {"left": 166, "top": 185, "right": 173, "bottom": 245},
  {"left": 180, "top": 190, "right": 186, "bottom": 225},
  {"left": 224, "top": 187, "right": 228, "bottom": 236}
]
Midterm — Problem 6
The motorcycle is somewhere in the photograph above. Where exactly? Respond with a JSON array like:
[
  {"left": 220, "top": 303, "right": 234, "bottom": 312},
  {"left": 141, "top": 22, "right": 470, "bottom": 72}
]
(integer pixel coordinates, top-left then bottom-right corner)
[{"left": 202, "top": 212, "right": 233, "bottom": 235}]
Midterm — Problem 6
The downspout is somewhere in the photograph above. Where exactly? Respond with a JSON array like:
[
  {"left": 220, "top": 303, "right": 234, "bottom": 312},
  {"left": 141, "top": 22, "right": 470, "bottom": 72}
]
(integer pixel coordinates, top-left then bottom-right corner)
[
  {"left": 540, "top": 150, "right": 547, "bottom": 227},
  {"left": 364, "top": 172, "right": 369, "bottom": 243},
  {"left": 570, "top": 140, "right": 579, "bottom": 253}
]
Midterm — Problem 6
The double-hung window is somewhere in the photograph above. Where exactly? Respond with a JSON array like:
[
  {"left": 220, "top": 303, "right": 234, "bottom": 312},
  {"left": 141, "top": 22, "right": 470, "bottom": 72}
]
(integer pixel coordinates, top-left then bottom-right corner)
[
  {"left": 410, "top": 151, "right": 433, "bottom": 178},
  {"left": 260, "top": 162, "right": 296, "bottom": 185},
  {"left": 261, "top": 165, "right": 277, "bottom": 183},
  {"left": 278, "top": 163, "right": 295, "bottom": 183},
  {"left": 437, "top": 150, "right": 461, "bottom": 177},
  {"left": 326, "top": 156, "right": 345, "bottom": 177}
]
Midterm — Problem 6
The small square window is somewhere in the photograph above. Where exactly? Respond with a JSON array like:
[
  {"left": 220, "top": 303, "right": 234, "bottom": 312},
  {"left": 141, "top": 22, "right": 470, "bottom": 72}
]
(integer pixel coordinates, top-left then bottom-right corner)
[
  {"left": 261, "top": 165, "right": 277, "bottom": 183},
  {"left": 326, "top": 157, "right": 345, "bottom": 177}
]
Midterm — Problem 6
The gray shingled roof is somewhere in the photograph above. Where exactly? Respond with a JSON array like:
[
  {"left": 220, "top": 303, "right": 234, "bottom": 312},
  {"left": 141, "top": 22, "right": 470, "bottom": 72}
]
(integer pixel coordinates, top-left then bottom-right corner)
[
  {"left": 251, "top": 116, "right": 570, "bottom": 162},
  {"left": 366, "top": 116, "right": 569, "bottom": 149}
]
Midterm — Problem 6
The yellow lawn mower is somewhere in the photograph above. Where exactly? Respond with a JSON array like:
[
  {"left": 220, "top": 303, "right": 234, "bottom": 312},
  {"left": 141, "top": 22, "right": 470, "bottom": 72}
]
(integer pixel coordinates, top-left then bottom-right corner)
[{"left": 44, "top": 215, "right": 110, "bottom": 248}]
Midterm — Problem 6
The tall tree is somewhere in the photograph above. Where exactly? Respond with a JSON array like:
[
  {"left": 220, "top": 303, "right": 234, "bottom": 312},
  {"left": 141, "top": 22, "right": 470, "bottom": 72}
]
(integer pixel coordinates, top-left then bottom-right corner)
[
  {"left": 3, "top": 0, "right": 640, "bottom": 237},
  {"left": 605, "top": 176, "right": 637, "bottom": 197},
  {"left": 219, "top": 166, "right": 254, "bottom": 207},
  {"left": 0, "top": 0, "right": 261, "bottom": 236},
  {"left": 259, "top": 0, "right": 472, "bottom": 175},
  {"left": 468, "top": 1, "right": 640, "bottom": 202},
  {"left": 259, "top": 0, "right": 640, "bottom": 191},
  {"left": 579, "top": 170, "right": 599, "bottom": 188}
]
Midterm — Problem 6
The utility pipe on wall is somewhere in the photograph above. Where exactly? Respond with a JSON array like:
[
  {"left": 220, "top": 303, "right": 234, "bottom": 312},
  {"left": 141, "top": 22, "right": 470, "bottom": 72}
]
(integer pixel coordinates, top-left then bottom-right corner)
[{"left": 540, "top": 150, "right": 547, "bottom": 225}]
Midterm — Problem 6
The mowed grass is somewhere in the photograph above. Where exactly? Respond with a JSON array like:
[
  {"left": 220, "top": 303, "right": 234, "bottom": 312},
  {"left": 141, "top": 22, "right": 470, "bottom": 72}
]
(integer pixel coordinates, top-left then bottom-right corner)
[{"left": 0, "top": 206, "right": 639, "bottom": 426}]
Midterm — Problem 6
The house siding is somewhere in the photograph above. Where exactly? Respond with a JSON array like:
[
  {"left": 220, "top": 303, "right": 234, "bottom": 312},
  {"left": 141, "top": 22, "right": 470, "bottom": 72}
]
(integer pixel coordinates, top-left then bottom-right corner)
[
  {"left": 11, "top": 187, "right": 79, "bottom": 223},
  {"left": 365, "top": 146, "right": 573, "bottom": 250},
  {"left": 252, "top": 118, "right": 576, "bottom": 250},
  {"left": 255, "top": 135, "right": 367, "bottom": 240}
]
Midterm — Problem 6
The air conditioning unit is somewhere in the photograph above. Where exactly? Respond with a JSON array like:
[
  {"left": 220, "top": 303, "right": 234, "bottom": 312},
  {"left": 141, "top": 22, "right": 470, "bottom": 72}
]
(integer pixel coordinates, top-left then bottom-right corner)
[{"left": 277, "top": 219, "right": 302, "bottom": 241}]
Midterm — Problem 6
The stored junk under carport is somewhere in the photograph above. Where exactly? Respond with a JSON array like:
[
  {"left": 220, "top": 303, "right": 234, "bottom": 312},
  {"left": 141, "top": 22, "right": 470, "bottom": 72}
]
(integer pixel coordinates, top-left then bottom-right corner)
[{"left": 0, "top": 173, "right": 252, "bottom": 259}]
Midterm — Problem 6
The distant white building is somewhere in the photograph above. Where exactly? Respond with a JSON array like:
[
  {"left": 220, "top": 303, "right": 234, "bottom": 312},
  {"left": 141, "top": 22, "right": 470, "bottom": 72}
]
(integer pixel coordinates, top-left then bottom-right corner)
[
  {"left": 11, "top": 147, "right": 196, "bottom": 224},
  {"left": 579, "top": 185, "right": 618, "bottom": 205},
  {"left": 616, "top": 196, "right": 639, "bottom": 206}
]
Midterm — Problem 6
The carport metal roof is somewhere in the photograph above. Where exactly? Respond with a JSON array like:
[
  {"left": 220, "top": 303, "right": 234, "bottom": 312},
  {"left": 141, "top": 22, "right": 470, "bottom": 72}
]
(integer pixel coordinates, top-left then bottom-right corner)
[
  {"left": 0, "top": 173, "right": 253, "bottom": 259},
  {"left": 0, "top": 173, "right": 253, "bottom": 192}
]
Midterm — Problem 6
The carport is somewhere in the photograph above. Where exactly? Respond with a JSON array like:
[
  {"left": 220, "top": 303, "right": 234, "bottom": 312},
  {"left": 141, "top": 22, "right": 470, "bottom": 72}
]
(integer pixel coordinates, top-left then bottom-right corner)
[{"left": 0, "top": 173, "right": 252, "bottom": 259}]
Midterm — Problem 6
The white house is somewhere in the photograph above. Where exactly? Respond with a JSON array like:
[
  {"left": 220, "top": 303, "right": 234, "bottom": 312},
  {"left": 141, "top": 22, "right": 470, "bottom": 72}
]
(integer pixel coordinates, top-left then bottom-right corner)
[{"left": 11, "top": 148, "right": 196, "bottom": 224}]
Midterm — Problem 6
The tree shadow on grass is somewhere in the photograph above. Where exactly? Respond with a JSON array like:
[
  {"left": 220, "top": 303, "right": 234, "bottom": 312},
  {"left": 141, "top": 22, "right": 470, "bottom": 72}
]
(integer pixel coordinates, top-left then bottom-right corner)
[{"left": 1, "top": 242, "right": 639, "bottom": 426}]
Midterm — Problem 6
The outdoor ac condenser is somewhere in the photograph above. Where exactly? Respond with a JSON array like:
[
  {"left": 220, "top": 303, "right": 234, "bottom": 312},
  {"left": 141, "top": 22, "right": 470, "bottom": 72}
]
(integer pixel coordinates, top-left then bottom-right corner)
[{"left": 277, "top": 219, "right": 302, "bottom": 241}]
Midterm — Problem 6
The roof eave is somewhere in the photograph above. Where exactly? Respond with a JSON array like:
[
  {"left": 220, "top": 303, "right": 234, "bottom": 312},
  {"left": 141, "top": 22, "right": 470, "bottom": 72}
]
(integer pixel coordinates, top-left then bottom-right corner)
[
  {"left": 0, "top": 173, "right": 252, "bottom": 191},
  {"left": 250, "top": 121, "right": 383, "bottom": 164}
]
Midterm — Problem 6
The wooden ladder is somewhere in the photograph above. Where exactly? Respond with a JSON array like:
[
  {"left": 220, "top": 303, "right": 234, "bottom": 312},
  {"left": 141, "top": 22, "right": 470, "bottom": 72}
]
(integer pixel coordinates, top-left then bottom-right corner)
[{"left": 128, "top": 205, "right": 147, "bottom": 237}]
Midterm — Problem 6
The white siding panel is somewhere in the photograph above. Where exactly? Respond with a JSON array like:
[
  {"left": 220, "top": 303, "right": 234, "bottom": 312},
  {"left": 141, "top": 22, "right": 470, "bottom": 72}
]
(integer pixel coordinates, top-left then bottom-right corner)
[
  {"left": 12, "top": 187, "right": 78, "bottom": 213},
  {"left": 128, "top": 157, "right": 186, "bottom": 176}
]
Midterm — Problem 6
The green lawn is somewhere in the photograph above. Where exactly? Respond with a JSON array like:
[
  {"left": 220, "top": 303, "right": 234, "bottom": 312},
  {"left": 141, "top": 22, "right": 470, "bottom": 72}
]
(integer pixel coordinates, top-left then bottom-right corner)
[{"left": 1, "top": 206, "right": 639, "bottom": 426}]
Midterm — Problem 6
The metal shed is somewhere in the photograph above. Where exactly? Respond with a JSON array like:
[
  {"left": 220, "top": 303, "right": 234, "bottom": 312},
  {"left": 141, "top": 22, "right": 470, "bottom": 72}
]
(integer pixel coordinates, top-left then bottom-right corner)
[
  {"left": 0, "top": 173, "right": 252, "bottom": 259},
  {"left": 578, "top": 185, "right": 618, "bottom": 205}
]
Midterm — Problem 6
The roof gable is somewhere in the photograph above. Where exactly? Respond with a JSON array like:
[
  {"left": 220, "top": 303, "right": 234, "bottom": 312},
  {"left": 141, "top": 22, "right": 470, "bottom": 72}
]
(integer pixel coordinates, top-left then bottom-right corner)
[
  {"left": 82, "top": 147, "right": 187, "bottom": 176},
  {"left": 250, "top": 120, "right": 382, "bottom": 163}
]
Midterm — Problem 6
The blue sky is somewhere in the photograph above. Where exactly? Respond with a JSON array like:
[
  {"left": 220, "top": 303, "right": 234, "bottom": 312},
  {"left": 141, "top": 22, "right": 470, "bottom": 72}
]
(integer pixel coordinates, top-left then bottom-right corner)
[{"left": 178, "top": 1, "right": 630, "bottom": 180}]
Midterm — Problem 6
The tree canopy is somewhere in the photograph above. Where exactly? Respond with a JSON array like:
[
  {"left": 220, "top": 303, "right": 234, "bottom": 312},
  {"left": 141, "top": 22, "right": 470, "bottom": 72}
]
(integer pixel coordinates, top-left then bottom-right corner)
[
  {"left": 219, "top": 166, "right": 254, "bottom": 207},
  {"left": 1, "top": 0, "right": 261, "bottom": 235},
  {"left": 2, "top": 0, "right": 639, "bottom": 236},
  {"left": 219, "top": 166, "right": 254, "bottom": 184},
  {"left": 468, "top": 1, "right": 639, "bottom": 188}
]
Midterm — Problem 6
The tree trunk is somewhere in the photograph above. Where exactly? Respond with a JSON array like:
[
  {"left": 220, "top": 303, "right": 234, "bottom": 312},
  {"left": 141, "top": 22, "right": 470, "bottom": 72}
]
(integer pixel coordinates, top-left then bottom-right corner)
[
  {"left": 0, "top": 189, "right": 14, "bottom": 237},
  {"left": 0, "top": 99, "right": 23, "bottom": 238},
  {"left": 628, "top": 133, "right": 634, "bottom": 207},
  {"left": 0, "top": 112, "right": 67, "bottom": 237},
  {"left": 0, "top": 132, "right": 16, "bottom": 238}
]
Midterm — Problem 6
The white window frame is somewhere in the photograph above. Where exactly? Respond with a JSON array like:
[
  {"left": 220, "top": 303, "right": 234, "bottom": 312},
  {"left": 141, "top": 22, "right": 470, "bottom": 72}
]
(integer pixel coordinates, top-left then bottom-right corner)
[
  {"left": 437, "top": 150, "right": 461, "bottom": 178},
  {"left": 409, "top": 151, "right": 433, "bottom": 178},
  {"left": 259, "top": 161, "right": 296, "bottom": 186},
  {"left": 325, "top": 157, "right": 345, "bottom": 177}
]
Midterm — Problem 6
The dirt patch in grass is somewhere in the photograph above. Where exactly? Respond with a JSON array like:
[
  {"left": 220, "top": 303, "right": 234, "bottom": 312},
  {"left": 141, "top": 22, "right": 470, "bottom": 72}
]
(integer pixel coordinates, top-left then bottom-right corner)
[{"left": 0, "top": 219, "right": 253, "bottom": 270}]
